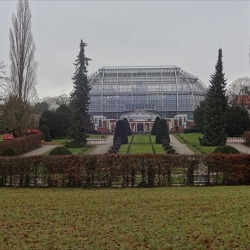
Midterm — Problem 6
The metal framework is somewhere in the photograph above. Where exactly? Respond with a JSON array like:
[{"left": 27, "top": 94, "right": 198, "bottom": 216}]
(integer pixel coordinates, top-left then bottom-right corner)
[{"left": 88, "top": 66, "right": 207, "bottom": 120}]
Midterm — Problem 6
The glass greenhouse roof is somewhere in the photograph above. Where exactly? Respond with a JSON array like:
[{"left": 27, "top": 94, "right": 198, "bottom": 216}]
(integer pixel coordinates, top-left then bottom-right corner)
[{"left": 120, "top": 110, "right": 159, "bottom": 121}]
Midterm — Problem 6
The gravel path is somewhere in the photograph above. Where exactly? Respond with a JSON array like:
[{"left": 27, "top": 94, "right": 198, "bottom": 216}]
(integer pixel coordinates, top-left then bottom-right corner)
[
  {"left": 226, "top": 143, "right": 250, "bottom": 154},
  {"left": 169, "top": 134, "right": 194, "bottom": 155},
  {"left": 22, "top": 145, "right": 58, "bottom": 156},
  {"left": 89, "top": 135, "right": 114, "bottom": 155}
]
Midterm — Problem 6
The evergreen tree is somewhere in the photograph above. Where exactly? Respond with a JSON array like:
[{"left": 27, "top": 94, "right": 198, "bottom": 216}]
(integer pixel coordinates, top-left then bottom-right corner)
[
  {"left": 193, "top": 100, "right": 206, "bottom": 132},
  {"left": 123, "top": 117, "right": 132, "bottom": 135},
  {"left": 113, "top": 120, "right": 128, "bottom": 144},
  {"left": 151, "top": 116, "right": 160, "bottom": 135},
  {"left": 156, "top": 119, "right": 170, "bottom": 144},
  {"left": 40, "top": 125, "right": 52, "bottom": 142},
  {"left": 68, "top": 40, "right": 91, "bottom": 147},
  {"left": 226, "top": 106, "right": 250, "bottom": 137},
  {"left": 200, "top": 49, "right": 228, "bottom": 146}
]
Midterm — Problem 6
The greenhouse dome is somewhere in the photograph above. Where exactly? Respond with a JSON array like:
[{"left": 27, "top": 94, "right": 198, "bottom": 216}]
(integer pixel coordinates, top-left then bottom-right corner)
[
  {"left": 88, "top": 66, "right": 207, "bottom": 120},
  {"left": 120, "top": 110, "right": 159, "bottom": 121}
]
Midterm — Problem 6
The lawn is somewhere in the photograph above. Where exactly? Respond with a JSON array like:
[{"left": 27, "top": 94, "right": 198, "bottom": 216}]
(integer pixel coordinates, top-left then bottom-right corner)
[
  {"left": 175, "top": 133, "right": 217, "bottom": 154},
  {"left": 49, "top": 138, "right": 95, "bottom": 155},
  {"left": 0, "top": 134, "right": 2, "bottom": 141},
  {"left": 130, "top": 144, "right": 153, "bottom": 154},
  {"left": 132, "top": 134, "right": 150, "bottom": 144},
  {"left": 119, "top": 134, "right": 165, "bottom": 154},
  {"left": 0, "top": 187, "right": 249, "bottom": 249}
]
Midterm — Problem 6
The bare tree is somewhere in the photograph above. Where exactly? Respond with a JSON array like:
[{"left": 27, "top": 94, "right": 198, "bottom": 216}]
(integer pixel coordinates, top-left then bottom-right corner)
[
  {"left": 227, "top": 77, "right": 250, "bottom": 106},
  {"left": 0, "top": 60, "right": 7, "bottom": 100},
  {"left": 9, "top": 0, "right": 37, "bottom": 102},
  {"left": 5, "top": 0, "right": 38, "bottom": 136}
]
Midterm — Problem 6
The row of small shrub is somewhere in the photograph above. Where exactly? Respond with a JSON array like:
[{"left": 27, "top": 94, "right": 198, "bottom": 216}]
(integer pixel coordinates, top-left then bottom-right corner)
[
  {"left": 183, "top": 128, "right": 201, "bottom": 133},
  {"left": 0, "top": 134, "right": 42, "bottom": 156},
  {"left": 162, "top": 138, "right": 176, "bottom": 154},
  {"left": 0, "top": 154, "right": 249, "bottom": 187}
]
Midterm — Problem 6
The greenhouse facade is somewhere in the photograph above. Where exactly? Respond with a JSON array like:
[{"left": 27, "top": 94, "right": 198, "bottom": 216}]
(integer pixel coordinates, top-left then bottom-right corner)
[{"left": 88, "top": 66, "right": 207, "bottom": 120}]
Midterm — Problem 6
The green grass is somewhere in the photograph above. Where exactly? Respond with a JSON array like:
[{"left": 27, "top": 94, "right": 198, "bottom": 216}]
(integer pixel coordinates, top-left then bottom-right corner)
[
  {"left": 119, "top": 144, "right": 130, "bottom": 154},
  {"left": 175, "top": 133, "right": 217, "bottom": 154},
  {"left": 118, "top": 134, "right": 166, "bottom": 154},
  {"left": 68, "top": 146, "right": 94, "bottom": 155},
  {"left": 0, "top": 134, "right": 2, "bottom": 142},
  {"left": 130, "top": 144, "right": 153, "bottom": 154},
  {"left": 88, "top": 134, "right": 108, "bottom": 139},
  {"left": 0, "top": 187, "right": 249, "bottom": 249},
  {"left": 50, "top": 138, "right": 95, "bottom": 155},
  {"left": 52, "top": 138, "right": 68, "bottom": 145},
  {"left": 127, "top": 135, "right": 153, "bottom": 154},
  {"left": 132, "top": 134, "right": 150, "bottom": 144},
  {"left": 152, "top": 143, "right": 166, "bottom": 154}
]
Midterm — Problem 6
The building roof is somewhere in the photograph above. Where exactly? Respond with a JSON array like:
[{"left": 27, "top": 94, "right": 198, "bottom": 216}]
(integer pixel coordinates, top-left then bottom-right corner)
[
  {"left": 235, "top": 95, "right": 250, "bottom": 105},
  {"left": 120, "top": 110, "right": 159, "bottom": 121}
]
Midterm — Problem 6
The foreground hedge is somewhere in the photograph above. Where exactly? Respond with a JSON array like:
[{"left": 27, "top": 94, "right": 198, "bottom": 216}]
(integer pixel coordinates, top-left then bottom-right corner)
[
  {"left": 0, "top": 154, "right": 249, "bottom": 187},
  {"left": 0, "top": 134, "right": 41, "bottom": 156}
]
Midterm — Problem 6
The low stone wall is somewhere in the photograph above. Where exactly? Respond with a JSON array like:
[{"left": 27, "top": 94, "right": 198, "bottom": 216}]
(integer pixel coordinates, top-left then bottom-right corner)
[
  {"left": 226, "top": 137, "right": 245, "bottom": 144},
  {"left": 87, "top": 139, "right": 106, "bottom": 145}
]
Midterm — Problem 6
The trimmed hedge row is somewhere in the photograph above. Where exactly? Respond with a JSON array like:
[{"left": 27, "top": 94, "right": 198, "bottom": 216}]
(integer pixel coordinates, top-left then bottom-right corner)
[
  {"left": 0, "top": 134, "right": 42, "bottom": 156},
  {"left": 0, "top": 154, "right": 249, "bottom": 187}
]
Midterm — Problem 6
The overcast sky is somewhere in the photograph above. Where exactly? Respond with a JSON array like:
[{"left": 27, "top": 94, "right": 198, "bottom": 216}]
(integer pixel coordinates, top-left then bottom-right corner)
[{"left": 0, "top": 0, "right": 250, "bottom": 99}]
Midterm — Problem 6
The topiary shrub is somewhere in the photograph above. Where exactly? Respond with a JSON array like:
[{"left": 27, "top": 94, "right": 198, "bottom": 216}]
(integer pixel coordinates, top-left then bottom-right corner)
[
  {"left": 213, "top": 145, "right": 240, "bottom": 154},
  {"left": 113, "top": 120, "right": 128, "bottom": 144},
  {"left": 151, "top": 116, "right": 160, "bottom": 135},
  {"left": 1, "top": 148, "right": 17, "bottom": 156},
  {"left": 49, "top": 146, "right": 72, "bottom": 156},
  {"left": 123, "top": 117, "right": 132, "bottom": 136},
  {"left": 156, "top": 119, "right": 170, "bottom": 144}
]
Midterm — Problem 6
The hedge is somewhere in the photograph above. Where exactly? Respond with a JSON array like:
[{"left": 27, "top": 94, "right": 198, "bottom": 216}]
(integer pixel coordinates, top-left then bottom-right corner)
[
  {"left": 0, "top": 154, "right": 249, "bottom": 187},
  {"left": 0, "top": 134, "right": 42, "bottom": 156}
]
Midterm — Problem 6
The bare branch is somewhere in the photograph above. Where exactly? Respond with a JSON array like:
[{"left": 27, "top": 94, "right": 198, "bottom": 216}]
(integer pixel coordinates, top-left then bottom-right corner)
[
  {"left": 9, "top": 0, "right": 37, "bottom": 103},
  {"left": 227, "top": 77, "right": 250, "bottom": 106}
]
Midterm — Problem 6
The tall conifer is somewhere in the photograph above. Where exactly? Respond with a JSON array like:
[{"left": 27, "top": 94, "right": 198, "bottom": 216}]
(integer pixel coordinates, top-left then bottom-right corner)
[
  {"left": 200, "top": 49, "right": 228, "bottom": 146},
  {"left": 68, "top": 40, "right": 91, "bottom": 147}
]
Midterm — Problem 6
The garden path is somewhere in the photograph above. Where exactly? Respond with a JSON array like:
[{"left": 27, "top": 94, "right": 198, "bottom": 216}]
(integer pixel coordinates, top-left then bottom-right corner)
[
  {"left": 226, "top": 143, "right": 250, "bottom": 154},
  {"left": 22, "top": 145, "right": 58, "bottom": 156},
  {"left": 169, "top": 134, "right": 194, "bottom": 155},
  {"left": 89, "top": 135, "right": 114, "bottom": 154}
]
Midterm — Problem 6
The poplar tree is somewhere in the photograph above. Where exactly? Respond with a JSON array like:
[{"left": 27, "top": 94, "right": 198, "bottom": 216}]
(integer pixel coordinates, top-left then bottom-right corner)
[
  {"left": 200, "top": 49, "right": 228, "bottom": 146},
  {"left": 68, "top": 40, "right": 91, "bottom": 147}
]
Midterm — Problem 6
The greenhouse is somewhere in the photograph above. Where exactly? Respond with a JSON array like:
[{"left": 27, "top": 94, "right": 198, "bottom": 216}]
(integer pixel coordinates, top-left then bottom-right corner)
[{"left": 88, "top": 66, "right": 207, "bottom": 120}]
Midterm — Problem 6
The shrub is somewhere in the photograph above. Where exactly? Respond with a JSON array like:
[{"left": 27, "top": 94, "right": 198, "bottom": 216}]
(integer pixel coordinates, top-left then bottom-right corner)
[
  {"left": 0, "top": 134, "right": 41, "bottom": 155},
  {"left": 49, "top": 146, "right": 72, "bottom": 156},
  {"left": 213, "top": 145, "right": 240, "bottom": 154},
  {"left": 123, "top": 117, "right": 132, "bottom": 136},
  {"left": 40, "top": 125, "right": 52, "bottom": 142},
  {"left": 151, "top": 116, "right": 160, "bottom": 135},
  {"left": 156, "top": 119, "right": 170, "bottom": 144},
  {"left": 113, "top": 120, "right": 128, "bottom": 144},
  {"left": 1, "top": 148, "right": 17, "bottom": 156},
  {"left": 184, "top": 128, "right": 201, "bottom": 133}
]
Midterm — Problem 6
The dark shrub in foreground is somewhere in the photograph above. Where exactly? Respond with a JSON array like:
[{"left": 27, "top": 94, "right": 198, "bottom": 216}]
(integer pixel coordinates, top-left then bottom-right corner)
[
  {"left": 0, "top": 134, "right": 41, "bottom": 155},
  {"left": 213, "top": 145, "right": 240, "bottom": 154},
  {"left": 49, "top": 146, "right": 72, "bottom": 156},
  {"left": 1, "top": 148, "right": 17, "bottom": 156}
]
